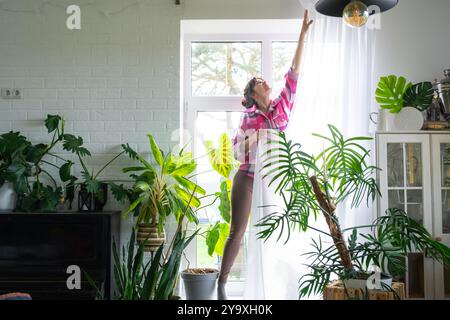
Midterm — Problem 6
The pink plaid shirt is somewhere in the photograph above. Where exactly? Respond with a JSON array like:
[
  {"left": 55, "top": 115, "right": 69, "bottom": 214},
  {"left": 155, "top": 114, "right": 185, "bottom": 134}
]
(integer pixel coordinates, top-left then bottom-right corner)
[{"left": 233, "top": 68, "right": 299, "bottom": 177}]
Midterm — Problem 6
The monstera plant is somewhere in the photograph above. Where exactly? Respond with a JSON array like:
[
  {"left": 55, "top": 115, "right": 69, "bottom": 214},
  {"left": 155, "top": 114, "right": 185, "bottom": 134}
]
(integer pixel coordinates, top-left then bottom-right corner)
[
  {"left": 376, "top": 75, "right": 434, "bottom": 113},
  {"left": 403, "top": 81, "right": 435, "bottom": 111},
  {"left": 1, "top": 115, "right": 88, "bottom": 212},
  {"left": 257, "top": 125, "right": 450, "bottom": 299}
]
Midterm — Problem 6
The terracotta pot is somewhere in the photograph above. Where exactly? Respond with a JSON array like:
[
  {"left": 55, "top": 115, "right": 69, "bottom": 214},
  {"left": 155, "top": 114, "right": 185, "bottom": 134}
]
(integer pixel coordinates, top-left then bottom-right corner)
[{"left": 136, "top": 223, "right": 165, "bottom": 252}]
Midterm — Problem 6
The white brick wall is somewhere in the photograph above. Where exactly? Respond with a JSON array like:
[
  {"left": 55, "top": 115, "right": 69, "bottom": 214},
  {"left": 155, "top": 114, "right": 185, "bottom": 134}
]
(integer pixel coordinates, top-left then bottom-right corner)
[
  {"left": 0, "top": 0, "right": 182, "bottom": 244},
  {"left": 0, "top": 0, "right": 181, "bottom": 173}
]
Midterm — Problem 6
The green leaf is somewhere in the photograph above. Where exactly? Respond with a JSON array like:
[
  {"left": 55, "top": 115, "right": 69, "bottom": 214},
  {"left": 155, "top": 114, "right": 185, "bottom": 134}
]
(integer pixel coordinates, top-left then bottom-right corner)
[
  {"left": 123, "top": 195, "right": 145, "bottom": 219},
  {"left": 214, "top": 222, "right": 230, "bottom": 256},
  {"left": 148, "top": 134, "right": 164, "bottom": 167},
  {"left": 59, "top": 161, "right": 74, "bottom": 182},
  {"left": 375, "top": 75, "right": 412, "bottom": 114},
  {"left": 44, "top": 114, "right": 61, "bottom": 133},
  {"left": 205, "top": 133, "right": 234, "bottom": 179},
  {"left": 218, "top": 180, "right": 231, "bottom": 223},
  {"left": 82, "top": 171, "right": 100, "bottom": 194},
  {"left": 403, "top": 81, "right": 434, "bottom": 111},
  {"left": 110, "top": 183, "right": 130, "bottom": 204},
  {"left": 25, "top": 144, "right": 47, "bottom": 164},
  {"left": 121, "top": 143, "right": 139, "bottom": 160},
  {"left": 206, "top": 223, "right": 220, "bottom": 256},
  {"left": 63, "top": 134, "right": 91, "bottom": 157},
  {"left": 122, "top": 166, "right": 147, "bottom": 173},
  {"left": 175, "top": 186, "right": 200, "bottom": 207},
  {"left": 173, "top": 175, "right": 206, "bottom": 196}
]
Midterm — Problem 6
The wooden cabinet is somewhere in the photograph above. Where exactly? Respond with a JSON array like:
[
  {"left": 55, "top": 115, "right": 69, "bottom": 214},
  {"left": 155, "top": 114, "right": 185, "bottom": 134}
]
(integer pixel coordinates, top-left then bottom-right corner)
[
  {"left": 376, "top": 132, "right": 450, "bottom": 299},
  {"left": 0, "top": 211, "right": 120, "bottom": 300}
]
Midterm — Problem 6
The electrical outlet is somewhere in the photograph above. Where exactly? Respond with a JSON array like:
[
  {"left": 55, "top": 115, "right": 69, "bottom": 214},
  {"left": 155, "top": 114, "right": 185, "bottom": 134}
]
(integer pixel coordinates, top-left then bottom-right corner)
[{"left": 1, "top": 88, "right": 22, "bottom": 99}]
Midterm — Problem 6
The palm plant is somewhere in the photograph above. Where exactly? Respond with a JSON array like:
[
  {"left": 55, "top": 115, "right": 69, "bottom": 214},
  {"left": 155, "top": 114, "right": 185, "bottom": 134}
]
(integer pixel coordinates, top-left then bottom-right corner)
[
  {"left": 257, "top": 125, "right": 450, "bottom": 298},
  {"left": 121, "top": 134, "right": 205, "bottom": 231}
]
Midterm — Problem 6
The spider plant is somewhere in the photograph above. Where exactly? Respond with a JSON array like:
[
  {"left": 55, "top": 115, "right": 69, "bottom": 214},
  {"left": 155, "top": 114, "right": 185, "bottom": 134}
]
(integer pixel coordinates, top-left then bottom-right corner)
[{"left": 257, "top": 125, "right": 450, "bottom": 298}]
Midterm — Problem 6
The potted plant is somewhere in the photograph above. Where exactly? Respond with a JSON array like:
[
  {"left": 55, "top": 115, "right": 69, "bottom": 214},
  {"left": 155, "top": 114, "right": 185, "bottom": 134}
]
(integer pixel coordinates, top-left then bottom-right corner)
[
  {"left": 178, "top": 134, "right": 237, "bottom": 300},
  {"left": 121, "top": 135, "right": 205, "bottom": 252},
  {"left": 374, "top": 75, "right": 434, "bottom": 131},
  {"left": 2, "top": 115, "right": 80, "bottom": 212},
  {"left": 0, "top": 131, "right": 31, "bottom": 210},
  {"left": 86, "top": 226, "right": 199, "bottom": 300},
  {"left": 63, "top": 136, "right": 126, "bottom": 212},
  {"left": 257, "top": 125, "right": 450, "bottom": 299}
]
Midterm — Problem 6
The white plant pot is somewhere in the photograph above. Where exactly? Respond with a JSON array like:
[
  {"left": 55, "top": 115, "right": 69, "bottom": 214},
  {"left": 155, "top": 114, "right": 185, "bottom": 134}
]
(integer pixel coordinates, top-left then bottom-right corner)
[
  {"left": 371, "top": 109, "right": 396, "bottom": 132},
  {"left": 393, "top": 107, "right": 424, "bottom": 131},
  {"left": 181, "top": 269, "right": 219, "bottom": 300},
  {"left": 0, "top": 182, "right": 16, "bottom": 211}
]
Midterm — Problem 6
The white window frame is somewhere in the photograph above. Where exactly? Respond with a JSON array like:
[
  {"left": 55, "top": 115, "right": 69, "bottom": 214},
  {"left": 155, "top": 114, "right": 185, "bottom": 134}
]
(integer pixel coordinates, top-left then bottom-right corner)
[{"left": 181, "top": 21, "right": 301, "bottom": 297}]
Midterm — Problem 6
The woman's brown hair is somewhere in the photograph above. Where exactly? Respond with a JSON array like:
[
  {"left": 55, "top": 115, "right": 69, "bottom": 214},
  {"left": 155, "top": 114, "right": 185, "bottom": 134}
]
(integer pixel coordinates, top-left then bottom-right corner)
[{"left": 241, "top": 77, "right": 257, "bottom": 108}]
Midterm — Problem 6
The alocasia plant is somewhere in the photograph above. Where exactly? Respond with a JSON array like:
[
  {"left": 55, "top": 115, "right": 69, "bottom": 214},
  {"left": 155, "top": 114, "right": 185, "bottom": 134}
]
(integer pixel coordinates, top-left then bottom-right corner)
[{"left": 204, "top": 133, "right": 238, "bottom": 257}]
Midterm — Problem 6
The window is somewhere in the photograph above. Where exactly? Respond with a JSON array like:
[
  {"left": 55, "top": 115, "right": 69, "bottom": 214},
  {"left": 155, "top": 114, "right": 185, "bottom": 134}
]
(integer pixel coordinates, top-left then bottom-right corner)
[
  {"left": 191, "top": 42, "right": 262, "bottom": 96},
  {"left": 182, "top": 21, "right": 301, "bottom": 298}
]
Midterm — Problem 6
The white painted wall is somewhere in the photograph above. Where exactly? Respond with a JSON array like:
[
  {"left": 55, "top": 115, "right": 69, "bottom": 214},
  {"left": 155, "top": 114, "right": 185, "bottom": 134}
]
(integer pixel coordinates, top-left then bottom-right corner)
[{"left": 373, "top": 0, "right": 450, "bottom": 85}]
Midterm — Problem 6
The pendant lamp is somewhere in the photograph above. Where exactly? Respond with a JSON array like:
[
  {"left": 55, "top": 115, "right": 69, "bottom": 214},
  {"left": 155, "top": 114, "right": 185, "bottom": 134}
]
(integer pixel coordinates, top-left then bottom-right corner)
[{"left": 315, "top": 0, "right": 399, "bottom": 27}]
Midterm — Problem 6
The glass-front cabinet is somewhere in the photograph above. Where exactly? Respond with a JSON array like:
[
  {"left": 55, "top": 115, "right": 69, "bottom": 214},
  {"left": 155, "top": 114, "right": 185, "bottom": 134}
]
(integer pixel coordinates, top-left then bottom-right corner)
[
  {"left": 431, "top": 135, "right": 450, "bottom": 299},
  {"left": 377, "top": 133, "right": 450, "bottom": 300}
]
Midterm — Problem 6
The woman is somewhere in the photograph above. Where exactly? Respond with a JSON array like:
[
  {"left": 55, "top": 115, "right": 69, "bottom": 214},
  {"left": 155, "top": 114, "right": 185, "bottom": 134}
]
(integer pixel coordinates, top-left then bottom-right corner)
[{"left": 217, "top": 10, "right": 313, "bottom": 300}]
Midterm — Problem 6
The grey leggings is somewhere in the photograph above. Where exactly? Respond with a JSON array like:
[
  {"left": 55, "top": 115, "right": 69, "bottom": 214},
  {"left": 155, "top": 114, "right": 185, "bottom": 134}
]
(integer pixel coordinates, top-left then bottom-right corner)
[{"left": 218, "top": 170, "right": 254, "bottom": 283}]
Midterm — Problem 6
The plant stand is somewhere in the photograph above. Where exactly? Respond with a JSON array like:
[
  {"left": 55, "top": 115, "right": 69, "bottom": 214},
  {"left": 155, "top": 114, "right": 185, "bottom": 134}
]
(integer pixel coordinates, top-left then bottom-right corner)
[{"left": 323, "top": 280, "right": 405, "bottom": 300}]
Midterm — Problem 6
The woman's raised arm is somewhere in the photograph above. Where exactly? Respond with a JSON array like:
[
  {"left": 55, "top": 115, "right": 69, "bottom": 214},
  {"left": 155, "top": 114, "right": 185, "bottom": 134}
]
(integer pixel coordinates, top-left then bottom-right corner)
[{"left": 291, "top": 10, "right": 313, "bottom": 75}]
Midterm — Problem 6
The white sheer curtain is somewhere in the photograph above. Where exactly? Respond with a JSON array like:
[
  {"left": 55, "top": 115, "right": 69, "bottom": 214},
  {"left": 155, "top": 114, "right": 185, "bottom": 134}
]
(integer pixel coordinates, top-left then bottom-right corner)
[{"left": 243, "top": 0, "right": 377, "bottom": 300}]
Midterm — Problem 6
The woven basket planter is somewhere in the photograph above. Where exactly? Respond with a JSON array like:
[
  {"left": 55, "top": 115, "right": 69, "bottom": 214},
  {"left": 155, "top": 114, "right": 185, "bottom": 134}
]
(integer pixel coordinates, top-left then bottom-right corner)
[{"left": 136, "top": 223, "right": 165, "bottom": 252}]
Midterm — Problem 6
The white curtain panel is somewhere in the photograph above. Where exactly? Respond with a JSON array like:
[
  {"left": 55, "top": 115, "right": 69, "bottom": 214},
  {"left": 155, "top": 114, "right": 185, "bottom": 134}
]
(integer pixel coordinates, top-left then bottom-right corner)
[{"left": 243, "top": 0, "right": 378, "bottom": 300}]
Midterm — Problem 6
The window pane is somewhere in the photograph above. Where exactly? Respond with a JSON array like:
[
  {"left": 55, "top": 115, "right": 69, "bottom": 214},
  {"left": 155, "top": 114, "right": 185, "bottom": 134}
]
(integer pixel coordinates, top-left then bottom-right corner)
[
  {"left": 406, "top": 190, "right": 423, "bottom": 225},
  {"left": 388, "top": 189, "right": 405, "bottom": 211},
  {"left": 272, "top": 42, "right": 297, "bottom": 98},
  {"left": 387, "top": 143, "right": 404, "bottom": 187},
  {"left": 405, "top": 143, "right": 422, "bottom": 187},
  {"left": 440, "top": 143, "right": 450, "bottom": 187},
  {"left": 442, "top": 190, "right": 450, "bottom": 234},
  {"left": 191, "top": 42, "right": 261, "bottom": 96}
]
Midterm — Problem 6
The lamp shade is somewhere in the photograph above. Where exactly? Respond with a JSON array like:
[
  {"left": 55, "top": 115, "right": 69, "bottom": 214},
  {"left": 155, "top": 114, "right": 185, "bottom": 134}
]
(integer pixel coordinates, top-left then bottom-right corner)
[{"left": 315, "top": 0, "right": 399, "bottom": 17}]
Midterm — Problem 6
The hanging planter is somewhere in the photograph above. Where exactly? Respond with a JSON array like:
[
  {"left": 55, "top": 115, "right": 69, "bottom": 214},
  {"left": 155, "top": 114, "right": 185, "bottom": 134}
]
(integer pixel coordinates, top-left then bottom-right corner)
[{"left": 136, "top": 223, "right": 166, "bottom": 252}]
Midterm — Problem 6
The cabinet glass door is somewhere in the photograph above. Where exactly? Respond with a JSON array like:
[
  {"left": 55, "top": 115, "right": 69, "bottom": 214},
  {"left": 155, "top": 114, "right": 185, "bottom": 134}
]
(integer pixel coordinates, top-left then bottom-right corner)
[
  {"left": 432, "top": 137, "right": 450, "bottom": 299},
  {"left": 378, "top": 134, "right": 432, "bottom": 299},
  {"left": 386, "top": 142, "right": 425, "bottom": 298}
]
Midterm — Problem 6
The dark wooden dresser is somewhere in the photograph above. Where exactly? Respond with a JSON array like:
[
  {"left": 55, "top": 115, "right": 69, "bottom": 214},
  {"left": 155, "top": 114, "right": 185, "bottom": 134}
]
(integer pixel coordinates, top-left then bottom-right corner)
[{"left": 0, "top": 211, "right": 120, "bottom": 300}]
